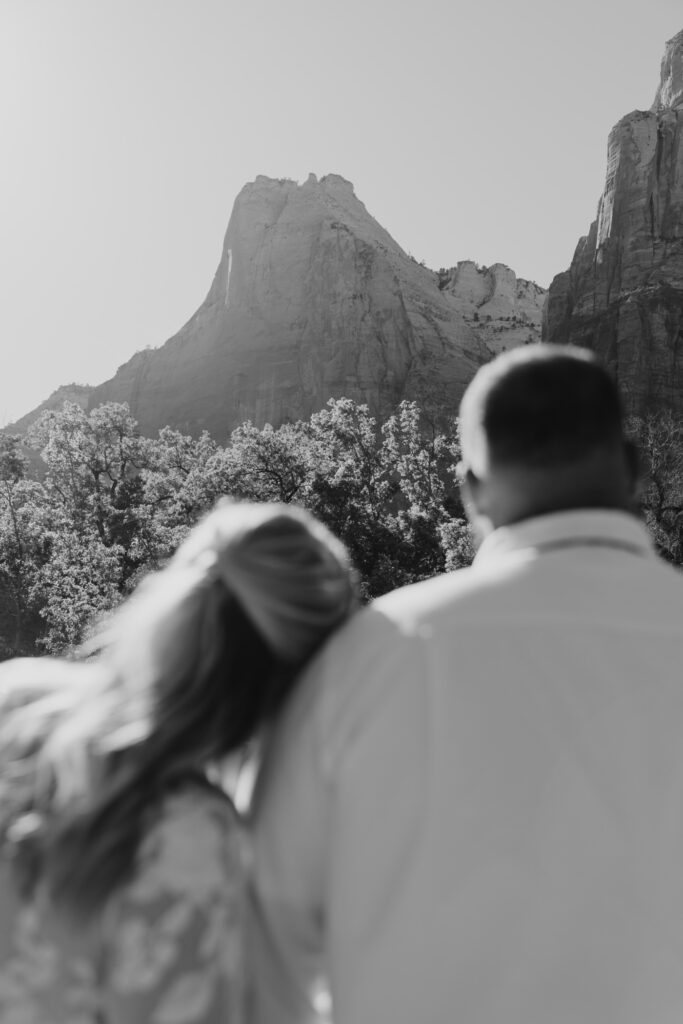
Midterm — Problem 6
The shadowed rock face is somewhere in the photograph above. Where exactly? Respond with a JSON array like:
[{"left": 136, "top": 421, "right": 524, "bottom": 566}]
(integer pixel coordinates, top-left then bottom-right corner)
[{"left": 544, "top": 30, "right": 683, "bottom": 414}]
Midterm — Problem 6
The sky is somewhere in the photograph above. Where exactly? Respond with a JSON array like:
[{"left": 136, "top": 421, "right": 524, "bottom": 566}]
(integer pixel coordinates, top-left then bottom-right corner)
[{"left": 1, "top": 0, "right": 681, "bottom": 425}]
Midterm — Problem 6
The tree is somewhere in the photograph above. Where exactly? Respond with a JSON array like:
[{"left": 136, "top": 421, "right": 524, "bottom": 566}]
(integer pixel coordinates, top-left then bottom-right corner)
[
  {"left": 628, "top": 411, "right": 683, "bottom": 565},
  {"left": 28, "top": 402, "right": 149, "bottom": 547},
  {"left": 220, "top": 421, "right": 310, "bottom": 504},
  {"left": 0, "top": 436, "right": 47, "bottom": 656},
  {"left": 30, "top": 531, "right": 124, "bottom": 653},
  {"left": 132, "top": 427, "right": 220, "bottom": 575},
  {"left": 19, "top": 403, "right": 152, "bottom": 647},
  {"left": 381, "top": 401, "right": 471, "bottom": 584},
  {"left": 300, "top": 399, "right": 399, "bottom": 596}
]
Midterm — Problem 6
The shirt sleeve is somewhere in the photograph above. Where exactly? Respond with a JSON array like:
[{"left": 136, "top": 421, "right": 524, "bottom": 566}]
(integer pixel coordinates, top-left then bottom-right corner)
[
  {"left": 100, "top": 789, "right": 247, "bottom": 1024},
  {"left": 247, "top": 608, "right": 429, "bottom": 1024},
  {"left": 247, "top": 665, "right": 332, "bottom": 1024}
]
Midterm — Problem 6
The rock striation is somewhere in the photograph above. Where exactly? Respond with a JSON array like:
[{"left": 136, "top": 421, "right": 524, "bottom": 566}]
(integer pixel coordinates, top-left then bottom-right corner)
[
  {"left": 12, "top": 176, "right": 546, "bottom": 438},
  {"left": 544, "top": 30, "right": 683, "bottom": 413}
]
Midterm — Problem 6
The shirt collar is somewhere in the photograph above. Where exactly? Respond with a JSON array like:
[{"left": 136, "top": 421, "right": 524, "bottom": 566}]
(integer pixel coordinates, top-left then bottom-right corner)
[{"left": 474, "top": 509, "right": 654, "bottom": 566}]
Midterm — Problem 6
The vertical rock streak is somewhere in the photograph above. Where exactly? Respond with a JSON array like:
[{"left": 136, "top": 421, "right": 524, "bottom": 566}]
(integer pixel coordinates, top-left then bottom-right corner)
[{"left": 224, "top": 249, "right": 233, "bottom": 309}]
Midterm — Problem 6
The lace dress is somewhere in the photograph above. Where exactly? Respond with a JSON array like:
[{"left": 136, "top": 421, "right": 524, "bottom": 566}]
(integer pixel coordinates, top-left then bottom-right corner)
[{"left": 0, "top": 786, "right": 247, "bottom": 1024}]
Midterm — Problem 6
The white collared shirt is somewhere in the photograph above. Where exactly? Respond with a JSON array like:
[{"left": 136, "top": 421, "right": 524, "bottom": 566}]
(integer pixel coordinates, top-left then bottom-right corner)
[{"left": 249, "top": 510, "right": 683, "bottom": 1024}]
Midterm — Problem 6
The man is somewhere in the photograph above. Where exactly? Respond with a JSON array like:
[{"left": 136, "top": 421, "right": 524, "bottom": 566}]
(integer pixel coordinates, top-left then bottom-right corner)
[{"left": 248, "top": 345, "right": 683, "bottom": 1024}]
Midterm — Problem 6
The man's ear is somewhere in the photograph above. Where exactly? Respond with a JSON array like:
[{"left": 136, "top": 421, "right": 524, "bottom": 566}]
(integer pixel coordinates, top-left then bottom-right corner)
[
  {"left": 459, "top": 465, "right": 495, "bottom": 544},
  {"left": 458, "top": 465, "right": 484, "bottom": 515}
]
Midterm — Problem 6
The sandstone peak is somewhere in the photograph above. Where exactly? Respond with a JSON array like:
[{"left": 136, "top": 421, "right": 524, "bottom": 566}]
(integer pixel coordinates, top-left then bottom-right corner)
[
  {"left": 652, "top": 28, "right": 683, "bottom": 110},
  {"left": 216, "top": 174, "right": 408, "bottom": 316},
  {"left": 11, "top": 174, "right": 545, "bottom": 438},
  {"left": 76, "top": 171, "right": 497, "bottom": 437}
]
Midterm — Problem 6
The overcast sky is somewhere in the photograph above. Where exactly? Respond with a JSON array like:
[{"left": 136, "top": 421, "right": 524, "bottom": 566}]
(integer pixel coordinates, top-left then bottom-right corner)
[{"left": 1, "top": 0, "right": 681, "bottom": 425}]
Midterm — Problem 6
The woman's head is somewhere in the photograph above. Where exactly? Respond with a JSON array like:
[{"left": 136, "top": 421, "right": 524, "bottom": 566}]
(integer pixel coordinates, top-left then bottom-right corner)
[
  {"left": 95, "top": 500, "right": 358, "bottom": 763},
  {"left": 0, "top": 500, "right": 358, "bottom": 916}
]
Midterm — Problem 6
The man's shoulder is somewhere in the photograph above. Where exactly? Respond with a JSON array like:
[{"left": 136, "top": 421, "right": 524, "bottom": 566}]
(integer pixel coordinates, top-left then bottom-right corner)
[
  {"left": 371, "top": 560, "right": 521, "bottom": 631},
  {"left": 321, "top": 566, "right": 483, "bottom": 645},
  {"left": 306, "top": 563, "right": 503, "bottom": 689}
]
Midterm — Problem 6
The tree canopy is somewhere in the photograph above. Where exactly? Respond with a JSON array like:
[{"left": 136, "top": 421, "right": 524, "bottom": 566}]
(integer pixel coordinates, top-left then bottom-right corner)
[{"left": 0, "top": 399, "right": 679, "bottom": 658}]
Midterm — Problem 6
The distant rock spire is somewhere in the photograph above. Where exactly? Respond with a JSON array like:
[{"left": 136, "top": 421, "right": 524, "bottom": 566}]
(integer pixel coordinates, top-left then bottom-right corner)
[{"left": 651, "top": 28, "right": 683, "bottom": 110}]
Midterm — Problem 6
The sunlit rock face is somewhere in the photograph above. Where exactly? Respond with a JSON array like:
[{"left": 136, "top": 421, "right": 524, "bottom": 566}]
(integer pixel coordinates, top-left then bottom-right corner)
[
  {"left": 9, "top": 176, "right": 546, "bottom": 439},
  {"left": 653, "top": 29, "right": 683, "bottom": 111},
  {"left": 87, "top": 174, "right": 489, "bottom": 436},
  {"left": 82, "top": 175, "right": 543, "bottom": 437},
  {"left": 544, "top": 30, "right": 683, "bottom": 413},
  {"left": 439, "top": 261, "right": 545, "bottom": 355}
]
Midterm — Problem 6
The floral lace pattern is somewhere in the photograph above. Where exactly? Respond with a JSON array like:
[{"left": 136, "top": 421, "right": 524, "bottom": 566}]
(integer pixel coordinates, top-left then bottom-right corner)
[{"left": 0, "top": 787, "right": 247, "bottom": 1024}]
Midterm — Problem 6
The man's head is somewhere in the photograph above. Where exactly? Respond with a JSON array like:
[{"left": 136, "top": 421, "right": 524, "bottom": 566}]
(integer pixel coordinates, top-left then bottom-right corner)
[{"left": 458, "top": 344, "right": 638, "bottom": 537}]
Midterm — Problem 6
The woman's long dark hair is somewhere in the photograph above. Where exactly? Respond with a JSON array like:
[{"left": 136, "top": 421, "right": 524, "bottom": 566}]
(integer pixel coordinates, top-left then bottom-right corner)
[{"left": 0, "top": 501, "right": 357, "bottom": 921}]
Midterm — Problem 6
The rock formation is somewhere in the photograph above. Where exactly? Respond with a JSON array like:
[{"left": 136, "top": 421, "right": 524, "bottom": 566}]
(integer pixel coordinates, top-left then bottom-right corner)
[
  {"left": 12, "top": 175, "right": 545, "bottom": 438},
  {"left": 544, "top": 30, "right": 683, "bottom": 413},
  {"left": 439, "top": 262, "right": 545, "bottom": 354},
  {"left": 86, "top": 174, "right": 481, "bottom": 436}
]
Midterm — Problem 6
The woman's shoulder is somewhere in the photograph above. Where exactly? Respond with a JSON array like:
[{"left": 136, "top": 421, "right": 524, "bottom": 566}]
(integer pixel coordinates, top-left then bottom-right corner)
[
  {"left": 129, "top": 778, "right": 246, "bottom": 904},
  {"left": 0, "top": 778, "right": 247, "bottom": 1024}
]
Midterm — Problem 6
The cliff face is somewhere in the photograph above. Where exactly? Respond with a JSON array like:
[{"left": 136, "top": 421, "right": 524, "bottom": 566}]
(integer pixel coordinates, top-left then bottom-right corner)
[
  {"left": 439, "top": 261, "right": 545, "bottom": 354},
  {"left": 544, "top": 30, "right": 683, "bottom": 413},
  {"left": 9, "top": 176, "right": 546, "bottom": 439},
  {"left": 75, "top": 174, "right": 543, "bottom": 437},
  {"left": 83, "top": 175, "right": 473, "bottom": 436}
]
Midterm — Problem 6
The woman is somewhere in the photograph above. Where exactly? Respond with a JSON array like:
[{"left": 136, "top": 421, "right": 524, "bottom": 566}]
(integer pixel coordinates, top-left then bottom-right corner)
[{"left": 0, "top": 500, "right": 357, "bottom": 1024}]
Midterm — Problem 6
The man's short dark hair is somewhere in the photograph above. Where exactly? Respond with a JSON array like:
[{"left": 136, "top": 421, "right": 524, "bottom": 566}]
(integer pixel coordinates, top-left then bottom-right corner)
[{"left": 460, "top": 345, "right": 625, "bottom": 471}]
